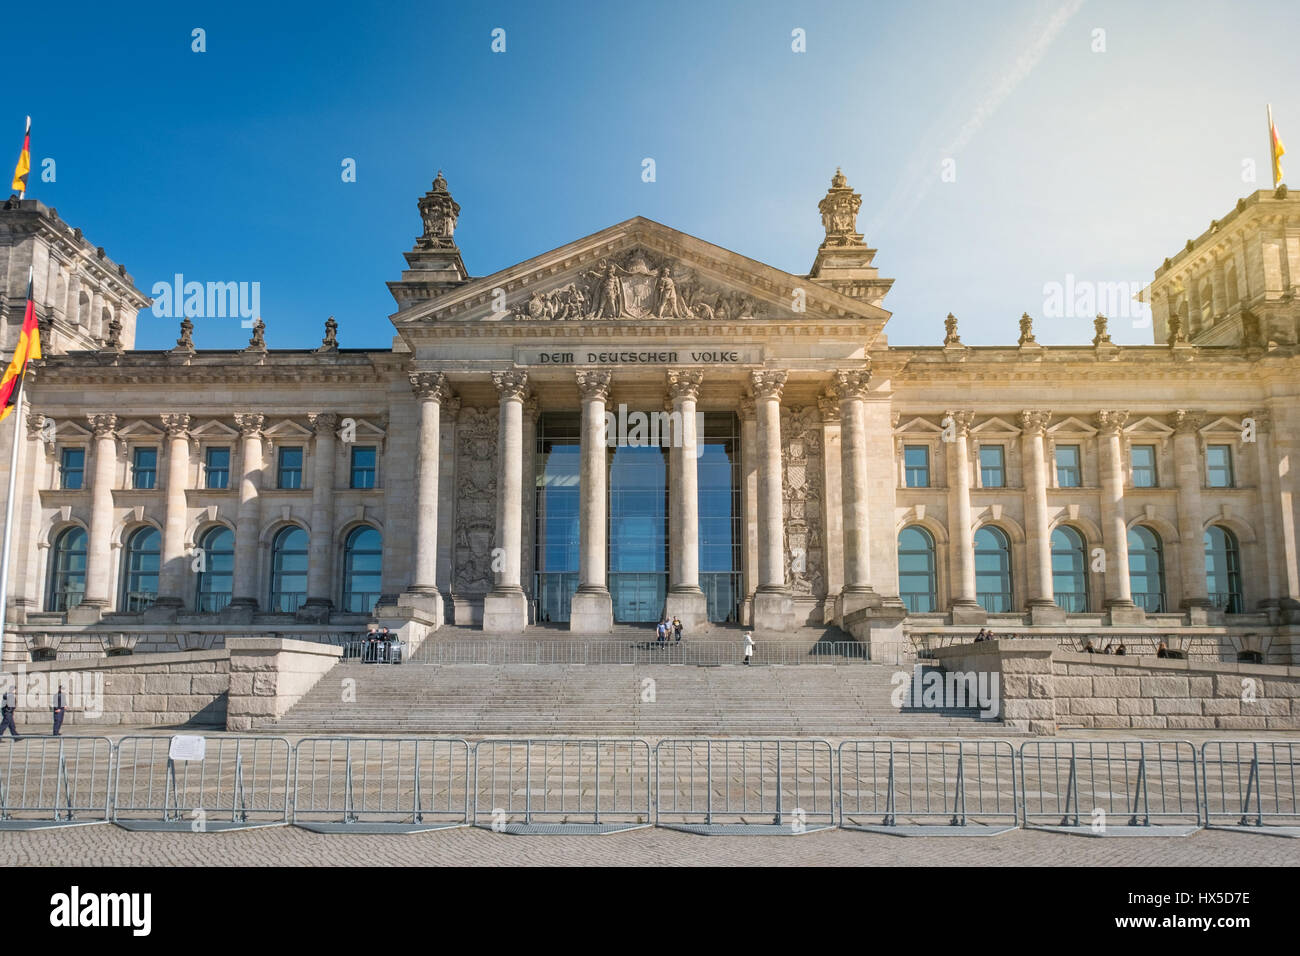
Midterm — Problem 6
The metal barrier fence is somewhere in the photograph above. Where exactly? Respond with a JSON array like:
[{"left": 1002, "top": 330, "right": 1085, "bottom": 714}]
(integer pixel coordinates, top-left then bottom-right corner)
[
  {"left": 472, "top": 738, "right": 651, "bottom": 834},
  {"left": 339, "top": 640, "right": 406, "bottom": 663},
  {"left": 112, "top": 735, "right": 293, "bottom": 831},
  {"left": 654, "top": 738, "right": 835, "bottom": 834},
  {"left": 1019, "top": 739, "right": 1202, "bottom": 836},
  {"left": 837, "top": 739, "right": 1018, "bottom": 835},
  {"left": 293, "top": 737, "right": 470, "bottom": 832},
  {"left": 1201, "top": 740, "right": 1300, "bottom": 836},
  {"left": 0, "top": 736, "right": 114, "bottom": 829},
  {"left": 408, "top": 640, "right": 870, "bottom": 666}
]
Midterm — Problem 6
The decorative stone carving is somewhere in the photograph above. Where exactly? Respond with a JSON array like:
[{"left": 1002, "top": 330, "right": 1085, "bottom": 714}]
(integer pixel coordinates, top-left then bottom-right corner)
[
  {"left": 316, "top": 316, "right": 339, "bottom": 353},
  {"left": 943, "top": 312, "right": 961, "bottom": 346},
  {"left": 1167, "top": 310, "right": 1188, "bottom": 346},
  {"left": 1172, "top": 409, "right": 1204, "bottom": 435},
  {"left": 574, "top": 369, "right": 612, "bottom": 402},
  {"left": 830, "top": 368, "right": 871, "bottom": 400},
  {"left": 781, "top": 405, "right": 826, "bottom": 599},
  {"left": 1018, "top": 409, "right": 1050, "bottom": 435},
  {"left": 817, "top": 392, "right": 839, "bottom": 423},
  {"left": 245, "top": 318, "right": 267, "bottom": 351},
  {"left": 409, "top": 371, "right": 448, "bottom": 401},
  {"left": 234, "top": 413, "right": 264, "bottom": 437},
  {"left": 944, "top": 409, "right": 975, "bottom": 436},
  {"left": 174, "top": 317, "right": 195, "bottom": 351},
  {"left": 665, "top": 369, "right": 703, "bottom": 401},
  {"left": 452, "top": 406, "right": 499, "bottom": 595},
  {"left": 1095, "top": 409, "right": 1129, "bottom": 434},
  {"left": 1252, "top": 408, "right": 1272, "bottom": 433},
  {"left": 306, "top": 412, "right": 338, "bottom": 435},
  {"left": 416, "top": 172, "right": 460, "bottom": 250},
  {"left": 817, "top": 168, "right": 864, "bottom": 248},
  {"left": 160, "top": 413, "right": 191, "bottom": 437},
  {"left": 739, "top": 395, "right": 756, "bottom": 420},
  {"left": 510, "top": 247, "right": 768, "bottom": 321},
  {"left": 88, "top": 413, "right": 117, "bottom": 437},
  {"left": 749, "top": 370, "right": 788, "bottom": 401},
  {"left": 491, "top": 370, "right": 530, "bottom": 401},
  {"left": 1018, "top": 312, "right": 1037, "bottom": 346},
  {"left": 104, "top": 315, "right": 124, "bottom": 351},
  {"left": 1093, "top": 314, "right": 1113, "bottom": 346}
]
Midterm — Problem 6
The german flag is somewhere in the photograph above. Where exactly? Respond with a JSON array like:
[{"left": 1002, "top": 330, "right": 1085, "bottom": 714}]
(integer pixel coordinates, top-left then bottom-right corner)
[
  {"left": 0, "top": 269, "right": 41, "bottom": 422},
  {"left": 10, "top": 116, "right": 30, "bottom": 196}
]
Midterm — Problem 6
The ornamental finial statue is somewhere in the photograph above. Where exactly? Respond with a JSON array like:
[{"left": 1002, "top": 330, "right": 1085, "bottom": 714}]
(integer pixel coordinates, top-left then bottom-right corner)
[
  {"left": 316, "top": 315, "right": 339, "bottom": 353},
  {"left": 417, "top": 170, "right": 460, "bottom": 250},
  {"left": 1093, "top": 313, "right": 1112, "bottom": 346},
  {"left": 818, "top": 167, "right": 864, "bottom": 248},
  {"left": 943, "top": 312, "right": 961, "bottom": 346},
  {"left": 1018, "top": 312, "right": 1036, "bottom": 346}
]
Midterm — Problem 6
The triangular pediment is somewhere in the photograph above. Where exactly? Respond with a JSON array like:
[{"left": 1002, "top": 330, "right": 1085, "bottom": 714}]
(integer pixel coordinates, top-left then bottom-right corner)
[
  {"left": 191, "top": 420, "right": 240, "bottom": 440},
  {"left": 117, "top": 420, "right": 165, "bottom": 439},
  {"left": 1046, "top": 416, "right": 1098, "bottom": 437},
  {"left": 395, "top": 217, "right": 890, "bottom": 328},
  {"left": 1124, "top": 416, "right": 1173, "bottom": 437},
  {"left": 894, "top": 416, "right": 945, "bottom": 435},
  {"left": 1199, "top": 416, "right": 1243, "bottom": 435},
  {"left": 970, "top": 416, "right": 1021, "bottom": 436},
  {"left": 263, "top": 420, "right": 313, "bottom": 442}
]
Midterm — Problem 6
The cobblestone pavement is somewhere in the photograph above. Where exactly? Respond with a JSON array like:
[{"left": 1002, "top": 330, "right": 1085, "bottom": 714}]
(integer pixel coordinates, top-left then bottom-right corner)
[{"left": 3, "top": 825, "right": 1298, "bottom": 867}]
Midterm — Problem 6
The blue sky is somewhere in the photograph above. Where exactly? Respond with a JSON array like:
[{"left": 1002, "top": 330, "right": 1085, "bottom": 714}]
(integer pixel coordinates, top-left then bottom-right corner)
[{"left": 10, "top": 0, "right": 1298, "bottom": 349}]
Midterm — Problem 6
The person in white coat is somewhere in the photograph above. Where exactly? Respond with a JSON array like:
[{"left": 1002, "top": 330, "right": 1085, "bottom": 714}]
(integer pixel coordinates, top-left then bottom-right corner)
[{"left": 743, "top": 632, "right": 754, "bottom": 665}]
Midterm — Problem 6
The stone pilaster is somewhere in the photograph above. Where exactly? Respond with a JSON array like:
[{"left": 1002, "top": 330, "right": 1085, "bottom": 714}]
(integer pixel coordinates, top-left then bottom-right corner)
[
  {"left": 832, "top": 369, "right": 880, "bottom": 618},
  {"left": 75, "top": 414, "right": 118, "bottom": 621},
  {"left": 817, "top": 393, "right": 844, "bottom": 621},
  {"left": 1252, "top": 409, "right": 1291, "bottom": 609},
  {"left": 1172, "top": 410, "right": 1211, "bottom": 614},
  {"left": 665, "top": 369, "right": 708, "bottom": 631},
  {"left": 1020, "top": 410, "right": 1064, "bottom": 624},
  {"left": 739, "top": 395, "right": 759, "bottom": 626},
  {"left": 570, "top": 369, "right": 613, "bottom": 633},
  {"left": 399, "top": 373, "right": 448, "bottom": 625},
  {"left": 944, "top": 409, "right": 984, "bottom": 623},
  {"left": 750, "top": 370, "right": 794, "bottom": 632},
  {"left": 227, "top": 413, "right": 265, "bottom": 618},
  {"left": 153, "top": 413, "right": 192, "bottom": 615},
  {"left": 300, "top": 411, "right": 339, "bottom": 622},
  {"left": 482, "top": 370, "right": 529, "bottom": 632},
  {"left": 1097, "top": 410, "right": 1142, "bottom": 624}
]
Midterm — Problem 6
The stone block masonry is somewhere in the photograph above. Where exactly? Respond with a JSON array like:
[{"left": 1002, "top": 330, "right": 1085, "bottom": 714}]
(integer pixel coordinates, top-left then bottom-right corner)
[{"left": 225, "top": 637, "right": 342, "bottom": 731}]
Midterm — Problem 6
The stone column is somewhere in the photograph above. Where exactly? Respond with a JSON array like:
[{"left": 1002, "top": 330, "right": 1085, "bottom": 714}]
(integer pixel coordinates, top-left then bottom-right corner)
[
  {"left": 79, "top": 414, "right": 118, "bottom": 617},
  {"left": 300, "top": 412, "right": 339, "bottom": 621},
  {"left": 751, "top": 370, "right": 794, "bottom": 632},
  {"left": 154, "top": 413, "right": 192, "bottom": 613},
  {"left": 739, "top": 396, "right": 759, "bottom": 625},
  {"left": 831, "top": 369, "right": 879, "bottom": 618},
  {"left": 482, "top": 371, "right": 529, "bottom": 632},
  {"left": 1097, "top": 410, "right": 1142, "bottom": 623},
  {"left": 1253, "top": 409, "right": 1290, "bottom": 607},
  {"left": 665, "top": 369, "right": 708, "bottom": 630},
  {"left": 228, "top": 413, "right": 265, "bottom": 615},
  {"left": 436, "top": 396, "right": 460, "bottom": 599},
  {"left": 570, "top": 370, "right": 613, "bottom": 633},
  {"left": 1172, "top": 410, "right": 1210, "bottom": 613},
  {"left": 400, "top": 373, "right": 448, "bottom": 625},
  {"left": 817, "top": 393, "right": 844, "bottom": 621},
  {"left": 1019, "top": 410, "right": 1063, "bottom": 623},
  {"left": 944, "top": 409, "right": 984, "bottom": 623},
  {"left": 521, "top": 398, "right": 539, "bottom": 622}
]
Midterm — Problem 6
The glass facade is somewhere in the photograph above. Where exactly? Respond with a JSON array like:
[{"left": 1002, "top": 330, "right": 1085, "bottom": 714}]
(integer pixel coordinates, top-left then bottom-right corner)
[
  {"left": 609, "top": 443, "right": 668, "bottom": 622},
  {"left": 897, "top": 526, "right": 937, "bottom": 613},
  {"left": 1051, "top": 525, "right": 1089, "bottom": 613},
  {"left": 195, "top": 526, "right": 234, "bottom": 612},
  {"left": 698, "top": 413, "right": 742, "bottom": 623},
  {"left": 269, "top": 526, "right": 309, "bottom": 612},
  {"left": 47, "top": 527, "right": 87, "bottom": 611},
  {"left": 535, "top": 413, "right": 581, "bottom": 624},
  {"left": 342, "top": 526, "right": 382, "bottom": 612},
  {"left": 975, "top": 526, "right": 1013, "bottom": 612},
  {"left": 1128, "top": 525, "right": 1165, "bottom": 612},
  {"left": 1204, "top": 525, "right": 1243, "bottom": 612},
  {"left": 121, "top": 526, "right": 161, "bottom": 611}
]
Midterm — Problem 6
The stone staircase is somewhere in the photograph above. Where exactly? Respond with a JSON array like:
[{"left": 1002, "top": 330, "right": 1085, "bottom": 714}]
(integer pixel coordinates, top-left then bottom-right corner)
[{"left": 271, "top": 628, "right": 1010, "bottom": 735}]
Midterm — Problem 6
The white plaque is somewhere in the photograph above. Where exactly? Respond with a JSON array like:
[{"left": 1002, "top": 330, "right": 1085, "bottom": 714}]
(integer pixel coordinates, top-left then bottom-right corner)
[{"left": 169, "top": 735, "right": 206, "bottom": 762}]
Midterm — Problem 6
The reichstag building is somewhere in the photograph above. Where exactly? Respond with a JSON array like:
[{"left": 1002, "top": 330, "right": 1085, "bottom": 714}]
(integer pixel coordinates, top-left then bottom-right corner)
[{"left": 2, "top": 170, "right": 1298, "bottom": 664}]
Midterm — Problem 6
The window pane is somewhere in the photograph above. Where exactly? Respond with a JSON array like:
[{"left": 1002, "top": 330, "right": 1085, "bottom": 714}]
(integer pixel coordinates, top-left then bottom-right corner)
[
  {"left": 1206, "top": 445, "right": 1233, "bottom": 488},
  {"left": 979, "top": 445, "right": 1005, "bottom": 487},
  {"left": 60, "top": 449, "right": 85, "bottom": 490},
  {"left": 278, "top": 447, "right": 303, "bottom": 489},
  {"left": 904, "top": 445, "right": 929, "bottom": 488},
  {"left": 350, "top": 446, "right": 377, "bottom": 489},
  {"left": 205, "top": 447, "right": 230, "bottom": 489},
  {"left": 1131, "top": 445, "right": 1157, "bottom": 488},
  {"left": 1055, "top": 445, "right": 1081, "bottom": 488},
  {"left": 133, "top": 448, "right": 157, "bottom": 490}
]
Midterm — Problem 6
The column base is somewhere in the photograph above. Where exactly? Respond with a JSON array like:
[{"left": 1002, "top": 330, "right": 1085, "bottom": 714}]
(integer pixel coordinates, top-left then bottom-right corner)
[
  {"left": 296, "top": 598, "right": 335, "bottom": 625},
  {"left": 569, "top": 589, "right": 613, "bottom": 634},
  {"left": 752, "top": 589, "right": 796, "bottom": 633},
  {"left": 219, "top": 599, "right": 258, "bottom": 625},
  {"left": 482, "top": 588, "right": 529, "bottom": 633},
  {"left": 65, "top": 602, "right": 106, "bottom": 625},
  {"left": 839, "top": 586, "right": 881, "bottom": 620},
  {"left": 141, "top": 598, "right": 182, "bottom": 623},
  {"left": 396, "top": 588, "right": 444, "bottom": 627},
  {"left": 1027, "top": 601, "right": 1067, "bottom": 626},
  {"left": 665, "top": 588, "right": 709, "bottom": 634},
  {"left": 949, "top": 600, "right": 988, "bottom": 625},
  {"left": 1105, "top": 600, "right": 1146, "bottom": 626}
]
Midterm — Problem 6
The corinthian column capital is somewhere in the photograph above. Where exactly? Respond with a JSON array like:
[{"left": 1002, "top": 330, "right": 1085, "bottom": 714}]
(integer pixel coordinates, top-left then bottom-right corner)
[
  {"left": 160, "top": 413, "right": 191, "bottom": 438},
  {"left": 1172, "top": 409, "right": 1205, "bottom": 435},
  {"left": 830, "top": 368, "right": 872, "bottom": 401},
  {"left": 233, "top": 413, "right": 265, "bottom": 437},
  {"left": 88, "top": 413, "right": 118, "bottom": 438},
  {"left": 1095, "top": 409, "right": 1129, "bottom": 435},
  {"left": 307, "top": 412, "right": 339, "bottom": 435},
  {"left": 749, "top": 370, "right": 787, "bottom": 401},
  {"left": 575, "top": 369, "right": 612, "bottom": 402},
  {"left": 409, "top": 371, "right": 448, "bottom": 402},
  {"left": 943, "top": 409, "right": 975, "bottom": 436},
  {"left": 492, "top": 370, "right": 530, "bottom": 402},
  {"left": 666, "top": 369, "right": 703, "bottom": 402},
  {"left": 1018, "top": 409, "right": 1051, "bottom": 436}
]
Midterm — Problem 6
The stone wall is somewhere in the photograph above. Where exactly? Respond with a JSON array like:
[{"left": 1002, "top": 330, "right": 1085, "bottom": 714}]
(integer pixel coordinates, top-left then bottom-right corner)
[
  {"left": 929, "top": 638, "right": 1300, "bottom": 734},
  {"left": 2, "top": 650, "right": 229, "bottom": 730},
  {"left": 225, "top": 637, "right": 342, "bottom": 731}
]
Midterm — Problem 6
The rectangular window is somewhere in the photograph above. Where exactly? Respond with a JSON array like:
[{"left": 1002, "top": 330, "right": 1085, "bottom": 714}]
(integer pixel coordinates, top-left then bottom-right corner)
[
  {"left": 277, "top": 447, "right": 303, "bottom": 489},
  {"left": 350, "top": 446, "right": 377, "bottom": 489},
  {"left": 205, "top": 447, "right": 230, "bottom": 489},
  {"left": 1206, "top": 444, "right": 1234, "bottom": 488},
  {"left": 1130, "top": 444, "right": 1157, "bottom": 488},
  {"left": 132, "top": 447, "right": 157, "bottom": 490},
  {"left": 1055, "top": 444, "right": 1081, "bottom": 488},
  {"left": 59, "top": 448, "right": 85, "bottom": 490},
  {"left": 979, "top": 445, "right": 1005, "bottom": 487},
  {"left": 903, "top": 445, "right": 930, "bottom": 488}
]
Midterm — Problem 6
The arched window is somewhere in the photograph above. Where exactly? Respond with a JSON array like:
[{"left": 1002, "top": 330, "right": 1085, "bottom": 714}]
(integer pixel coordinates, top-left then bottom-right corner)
[
  {"left": 46, "top": 527, "right": 88, "bottom": 612},
  {"left": 974, "top": 526, "right": 1013, "bottom": 613},
  {"left": 342, "top": 526, "right": 382, "bottom": 613},
  {"left": 1050, "top": 526, "right": 1089, "bottom": 613},
  {"left": 1204, "top": 525, "right": 1243, "bottom": 613},
  {"left": 1127, "top": 526, "right": 1166, "bottom": 613},
  {"left": 897, "top": 526, "right": 937, "bottom": 613},
  {"left": 269, "top": 526, "right": 309, "bottom": 613},
  {"left": 195, "top": 526, "right": 235, "bottom": 612},
  {"left": 120, "top": 526, "right": 161, "bottom": 612}
]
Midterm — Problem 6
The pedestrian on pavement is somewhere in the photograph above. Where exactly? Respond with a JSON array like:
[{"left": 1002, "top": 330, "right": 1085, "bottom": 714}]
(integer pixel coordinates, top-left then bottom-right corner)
[
  {"left": 672, "top": 617, "right": 683, "bottom": 643},
  {"left": 0, "top": 687, "right": 19, "bottom": 740},
  {"left": 743, "top": 632, "right": 754, "bottom": 665},
  {"left": 52, "top": 684, "right": 67, "bottom": 736},
  {"left": 656, "top": 620, "right": 667, "bottom": 647}
]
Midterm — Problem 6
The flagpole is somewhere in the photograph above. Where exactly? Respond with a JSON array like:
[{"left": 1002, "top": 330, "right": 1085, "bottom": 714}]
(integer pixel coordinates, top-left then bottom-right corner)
[
  {"left": 17, "top": 116, "right": 29, "bottom": 201},
  {"left": 1268, "top": 103, "right": 1278, "bottom": 189},
  {"left": 0, "top": 348, "right": 26, "bottom": 660}
]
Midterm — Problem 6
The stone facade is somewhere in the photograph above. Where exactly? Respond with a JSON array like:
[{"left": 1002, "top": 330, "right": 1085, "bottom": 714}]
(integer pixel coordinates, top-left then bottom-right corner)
[{"left": 3, "top": 174, "right": 1300, "bottom": 662}]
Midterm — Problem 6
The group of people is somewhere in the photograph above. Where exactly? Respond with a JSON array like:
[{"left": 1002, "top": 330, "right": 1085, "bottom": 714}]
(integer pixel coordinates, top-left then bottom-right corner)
[
  {"left": 1082, "top": 639, "right": 1129, "bottom": 655},
  {"left": 655, "top": 617, "right": 684, "bottom": 645},
  {"left": 972, "top": 628, "right": 1016, "bottom": 642},
  {"left": 0, "top": 684, "right": 69, "bottom": 740},
  {"left": 361, "top": 625, "right": 399, "bottom": 663}
]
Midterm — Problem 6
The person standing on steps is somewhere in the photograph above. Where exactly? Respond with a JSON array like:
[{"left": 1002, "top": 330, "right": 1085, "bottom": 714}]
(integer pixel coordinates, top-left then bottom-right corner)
[
  {"left": 672, "top": 617, "right": 683, "bottom": 643},
  {"left": 743, "top": 632, "right": 754, "bottom": 665},
  {"left": 52, "top": 684, "right": 67, "bottom": 736}
]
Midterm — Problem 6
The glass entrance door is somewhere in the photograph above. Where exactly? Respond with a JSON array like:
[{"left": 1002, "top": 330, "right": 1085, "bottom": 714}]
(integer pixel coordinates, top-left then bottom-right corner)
[{"left": 608, "top": 444, "right": 668, "bottom": 623}]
